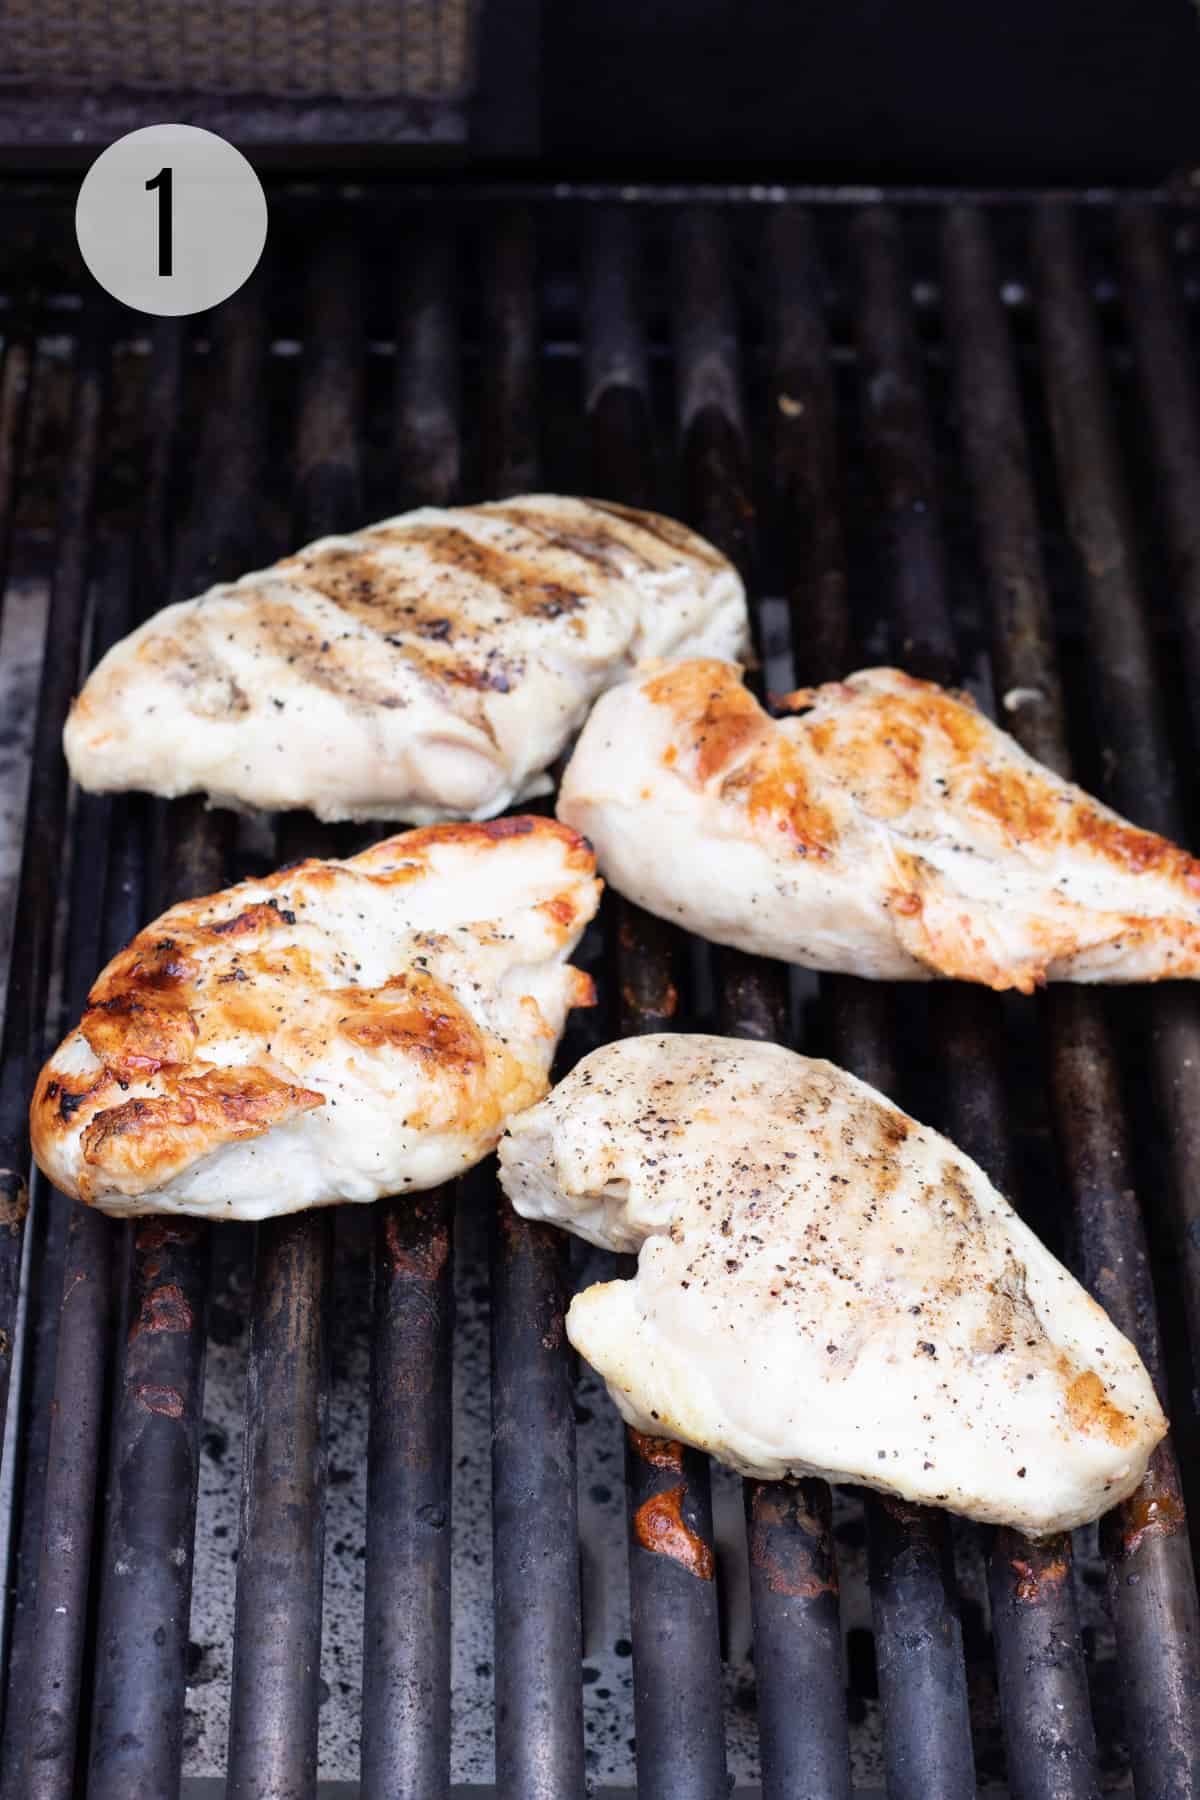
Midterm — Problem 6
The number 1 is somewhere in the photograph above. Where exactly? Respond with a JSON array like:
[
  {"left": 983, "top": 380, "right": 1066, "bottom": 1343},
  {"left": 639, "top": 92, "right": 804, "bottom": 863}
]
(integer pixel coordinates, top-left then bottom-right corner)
[{"left": 145, "top": 166, "right": 173, "bottom": 278}]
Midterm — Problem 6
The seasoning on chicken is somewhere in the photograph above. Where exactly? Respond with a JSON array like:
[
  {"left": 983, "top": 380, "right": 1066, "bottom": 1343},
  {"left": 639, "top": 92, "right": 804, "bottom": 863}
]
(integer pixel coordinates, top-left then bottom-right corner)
[
  {"left": 498, "top": 1034, "right": 1165, "bottom": 1536},
  {"left": 64, "top": 497, "right": 748, "bottom": 824},
  {"left": 557, "top": 659, "right": 1200, "bottom": 991},
  {"left": 31, "top": 818, "right": 600, "bottom": 1218}
]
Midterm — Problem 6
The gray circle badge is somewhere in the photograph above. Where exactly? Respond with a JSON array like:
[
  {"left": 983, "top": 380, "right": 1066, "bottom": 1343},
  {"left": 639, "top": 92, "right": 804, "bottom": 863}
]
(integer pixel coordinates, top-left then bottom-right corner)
[{"left": 76, "top": 125, "right": 268, "bottom": 318}]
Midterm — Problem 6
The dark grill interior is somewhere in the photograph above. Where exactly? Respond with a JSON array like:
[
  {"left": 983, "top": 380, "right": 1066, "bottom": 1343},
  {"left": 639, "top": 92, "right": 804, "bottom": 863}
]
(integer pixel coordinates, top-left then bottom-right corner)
[{"left": 0, "top": 184, "right": 1198, "bottom": 1798}]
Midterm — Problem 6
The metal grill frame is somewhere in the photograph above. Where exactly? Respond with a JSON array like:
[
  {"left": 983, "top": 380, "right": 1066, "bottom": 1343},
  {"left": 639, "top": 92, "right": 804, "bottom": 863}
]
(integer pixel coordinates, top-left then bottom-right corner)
[{"left": 0, "top": 181, "right": 1197, "bottom": 1800}]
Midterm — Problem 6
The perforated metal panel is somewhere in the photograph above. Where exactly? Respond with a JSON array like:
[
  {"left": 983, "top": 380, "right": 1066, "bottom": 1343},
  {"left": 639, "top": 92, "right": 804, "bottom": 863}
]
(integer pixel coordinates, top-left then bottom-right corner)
[{"left": 0, "top": 0, "right": 478, "bottom": 101}]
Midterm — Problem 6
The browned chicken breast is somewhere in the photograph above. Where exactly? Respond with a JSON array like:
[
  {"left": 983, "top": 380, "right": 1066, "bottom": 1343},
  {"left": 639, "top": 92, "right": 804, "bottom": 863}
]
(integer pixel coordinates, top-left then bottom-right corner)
[
  {"left": 31, "top": 819, "right": 600, "bottom": 1218},
  {"left": 558, "top": 660, "right": 1200, "bottom": 991},
  {"left": 64, "top": 496, "right": 748, "bottom": 824}
]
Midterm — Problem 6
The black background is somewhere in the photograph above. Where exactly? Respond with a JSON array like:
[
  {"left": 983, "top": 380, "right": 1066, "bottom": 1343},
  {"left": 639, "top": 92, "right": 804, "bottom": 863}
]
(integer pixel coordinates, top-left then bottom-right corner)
[{"left": 542, "top": 0, "right": 1200, "bottom": 184}]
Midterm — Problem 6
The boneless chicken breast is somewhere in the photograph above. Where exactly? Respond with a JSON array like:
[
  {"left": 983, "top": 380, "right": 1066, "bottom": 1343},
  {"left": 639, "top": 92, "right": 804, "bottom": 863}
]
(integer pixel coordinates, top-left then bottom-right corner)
[
  {"left": 31, "top": 819, "right": 600, "bottom": 1218},
  {"left": 64, "top": 497, "right": 748, "bottom": 824},
  {"left": 558, "top": 659, "right": 1200, "bottom": 991},
  {"left": 499, "top": 1034, "right": 1166, "bottom": 1536}
]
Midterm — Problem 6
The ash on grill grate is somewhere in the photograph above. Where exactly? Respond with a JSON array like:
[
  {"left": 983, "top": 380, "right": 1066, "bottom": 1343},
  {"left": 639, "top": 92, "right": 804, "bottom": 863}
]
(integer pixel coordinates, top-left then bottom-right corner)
[{"left": 0, "top": 183, "right": 1197, "bottom": 1800}]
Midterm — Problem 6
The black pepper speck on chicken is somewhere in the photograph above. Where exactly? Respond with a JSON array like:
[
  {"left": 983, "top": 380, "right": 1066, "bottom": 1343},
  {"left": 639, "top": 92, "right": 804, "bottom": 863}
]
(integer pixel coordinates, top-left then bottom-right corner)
[
  {"left": 65, "top": 498, "right": 747, "bottom": 823},
  {"left": 559, "top": 660, "right": 1200, "bottom": 990},
  {"left": 32, "top": 819, "right": 599, "bottom": 1218},
  {"left": 498, "top": 1034, "right": 1165, "bottom": 1536}
]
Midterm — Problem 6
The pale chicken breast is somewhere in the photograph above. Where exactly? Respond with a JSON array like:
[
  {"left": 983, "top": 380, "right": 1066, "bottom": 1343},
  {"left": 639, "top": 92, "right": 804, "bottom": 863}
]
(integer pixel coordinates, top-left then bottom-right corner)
[
  {"left": 31, "top": 819, "right": 600, "bottom": 1219},
  {"left": 499, "top": 1035, "right": 1166, "bottom": 1535},
  {"left": 557, "top": 659, "right": 1200, "bottom": 991},
  {"left": 64, "top": 497, "right": 748, "bottom": 824}
]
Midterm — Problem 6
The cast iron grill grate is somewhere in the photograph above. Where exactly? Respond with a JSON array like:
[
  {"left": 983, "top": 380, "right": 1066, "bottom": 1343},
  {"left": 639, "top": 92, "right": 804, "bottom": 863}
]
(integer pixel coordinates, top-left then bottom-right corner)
[{"left": 0, "top": 183, "right": 1196, "bottom": 1799}]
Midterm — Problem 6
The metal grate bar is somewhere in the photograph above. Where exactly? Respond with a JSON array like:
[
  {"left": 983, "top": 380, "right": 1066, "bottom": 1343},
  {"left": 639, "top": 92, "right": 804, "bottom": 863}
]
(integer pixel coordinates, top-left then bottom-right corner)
[
  {"left": 765, "top": 208, "right": 851, "bottom": 683},
  {"left": 676, "top": 204, "right": 856, "bottom": 1800},
  {"left": 1032, "top": 207, "right": 1200, "bottom": 1389},
  {"left": 842, "top": 206, "right": 981, "bottom": 1800},
  {"left": 228, "top": 1209, "right": 333, "bottom": 1799},
  {"left": 181, "top": 277, "right": 296, "bottom": 1800},
  {"left": 856, "top": 202, "right": 1103, "bottom": 1800},
  {"left": 294, "top": 223, "right": 364, "bottom": 544},
  {"left": 584, "top": 206, "right": 729, "bottom": 1800},
  {"left": 1023, "top": 198, "right": 1200, "bottom": 1800},
  {"left": 674, "top": 207, "right": 789, "bottom": 1044},
  {"left": 947, "top": 197, "right": 1200, "bottom": 1797},
  {"left": 118, "top": 284, "right": 255, "bottom": 1799},
  {"left": 484, "top": 207, "right": 586, "bottom": 1800},
  {"left": 394, "top": 219, "right": 461, "bottom": 513},
  {"left": 226, "top": 244, "right": 354, "bottom": 1800},
  {"left": 0, "top": 295, "right": 36, "bottom": 638},
  {"left": 742, "top": 205, "right": 858, "bottom": 1800},
  {"left": 1117, "top": 202, "right": 1200, "bottom": 748},
  {"left": 0, "top": 314, "right": 103, "bottom": 1451},
  {"left": 1112, "top": 201, "right": 1200, "bottom": 1411},
  {"left": 1032, "top": 204, "right": 1180, "bottom": 832},
  {"left": 360, "top": 222, "right": 460, "bottom": 1800},
  {"left": 85, "top": 321, "right": 215, "bottom": 1800},
  {"left": 20, "top": 316, "right": 119, "bottom": 1800},
  {"left": 943, "top": 204, "right": 1155, "bottom": 1800},
  {"left": 0, "top": 306, "right": 85, "bottom": 1776},
  {"left": 362, "top": 1184, "right": 455, "bottom": 1800},
  {"left": 1048, "top": 989, "right": 1200, "bottom": 1796},
  {"left": 482, "top": 208, "right": 541, "bottom": 501}
]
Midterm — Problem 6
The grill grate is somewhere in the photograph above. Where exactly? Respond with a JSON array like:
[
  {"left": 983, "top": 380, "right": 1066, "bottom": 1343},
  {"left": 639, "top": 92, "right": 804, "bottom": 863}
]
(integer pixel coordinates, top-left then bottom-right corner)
[{"left": 0, "top": 183, "right": 1198, "bottom": 1798}]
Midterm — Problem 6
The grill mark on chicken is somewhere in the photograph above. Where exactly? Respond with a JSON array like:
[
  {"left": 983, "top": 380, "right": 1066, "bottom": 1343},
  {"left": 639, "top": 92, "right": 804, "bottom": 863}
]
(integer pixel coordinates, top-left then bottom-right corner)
[
  {"left": 968, "top": 767, "right": 1058, "bottom": 841},
  {"left": 588, "top": 499, "right": 727, "bottom": 567},
  {"left": 1068, "top": 801, "right": 1200, "bottom": 889},
  {"left": 484, "top": 504, "right": 649, "bottom": 574},
  {"left": 78, "top": 1066, "right": 325, "bottom": 1200},
  {"left": 228, "top": 598, "right": 409, "bottom": 714},
  {"left": 146, "top": 637, "right": 250, "bottom": 717},
  {"left": 838, "top": 1095, "right": 910, "bottom": 1200},
  {"left": 562, "top": 661, "right": 1200, "bottom": 991},
  {"left": 81, "top": 994, "right": 197, "bottom": 1079},
  {"left": 975, "top": 1258, "right": 1046, "bottom": 1357},
  {"left": 335, "top": 970, "right": 486, "bottom": 1069},
  {"left": 934, "top": 1161, "right": 984, "bottom": 1233},
  {"left": 32, "top": 819, "right": 602, "bottom": 1217},
  {"left": 207, "top": 899, "right": 296, "bottom": 937},
  {"left": 647, "top": 661, "right": 835, "bottom": 856},
  {"left": 357, "top": 814, "right": 595, "bottom": 868},
  {"left": 40, "top": 1066, "right": 116, "bottom": 1125},
  {"left": 287, "top": 531, "right": 587, "bottom": 631},
  {"left": 646, "top": 661, "right": 762, "bottom": 778},
  {"left": 91, "top": 937, "right": 194, "bottom": 1000},
  {"left": 267, "top": 586, "right": 524, "bottom": 706},
  {"left": 1063, "top": 1369, "right": 1137, "bottom": 1446},
  {"left": 406, "top": 649, "right": 521, "bottom": 695},
  {"left": 66, "top": 497, "right": 748, "bottom": 826}
]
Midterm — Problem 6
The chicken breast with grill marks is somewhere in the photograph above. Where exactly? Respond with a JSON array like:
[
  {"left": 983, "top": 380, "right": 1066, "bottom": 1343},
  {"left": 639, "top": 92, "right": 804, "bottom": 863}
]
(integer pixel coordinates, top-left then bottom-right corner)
[
  {"left": 499, "top": 1035, "right": 1166, "bottom": 1535},
  {"left": 64, "top": 497, "right": 748, "bottom": 824},
  {"left": 31, "top": 818, "right": 600, "bottom": 1219},
  {"left": 557, "top": 659, "right": 1200, "bottom": 991}
]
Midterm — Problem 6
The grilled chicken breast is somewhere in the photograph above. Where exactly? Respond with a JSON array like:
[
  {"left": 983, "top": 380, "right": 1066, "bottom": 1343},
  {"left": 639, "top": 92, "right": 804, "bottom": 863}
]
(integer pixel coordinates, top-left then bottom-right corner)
[
  {"left": 558, "top": 660, "right": 1200, "bottom": 991},
  {"left": 499, "top": 1034, "right": 1165, "bottom": 1535},
  {"left": 64, "top": 497, "right": 748, "bottom": 824},
  {"left": 31, "top": 819, "right": 600, "bottom": 1219}
]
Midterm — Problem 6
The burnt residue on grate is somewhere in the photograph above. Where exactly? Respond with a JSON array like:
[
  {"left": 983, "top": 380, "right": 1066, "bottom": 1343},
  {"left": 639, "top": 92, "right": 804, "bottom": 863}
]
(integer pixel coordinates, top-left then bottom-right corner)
[{"left": 0, "top": 184, "right": 1198, "bottom": 1799}]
